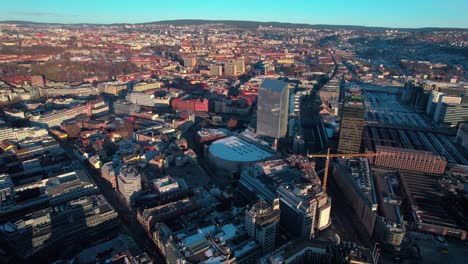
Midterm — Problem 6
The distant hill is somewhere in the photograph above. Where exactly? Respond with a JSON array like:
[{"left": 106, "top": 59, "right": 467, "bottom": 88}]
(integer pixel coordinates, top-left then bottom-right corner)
[{"left": 0, "top": 19, "right": 466, "bottom": 31}]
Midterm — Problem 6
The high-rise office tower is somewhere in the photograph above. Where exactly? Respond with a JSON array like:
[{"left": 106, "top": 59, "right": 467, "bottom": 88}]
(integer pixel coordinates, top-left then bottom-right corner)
[
  {"left": 245, "top": 199, "right": 280, "bottom": 254},
  {"left": 256, "top": 79, "right": 289, "bottom": 139},
  {"left": 338, "top": 95, "right": 365, "bottom": 153}
]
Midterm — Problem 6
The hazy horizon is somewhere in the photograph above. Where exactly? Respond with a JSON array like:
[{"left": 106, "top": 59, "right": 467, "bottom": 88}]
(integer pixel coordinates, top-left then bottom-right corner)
[{"left": 1, "top": 0, "right": 467, "bottom": 28}]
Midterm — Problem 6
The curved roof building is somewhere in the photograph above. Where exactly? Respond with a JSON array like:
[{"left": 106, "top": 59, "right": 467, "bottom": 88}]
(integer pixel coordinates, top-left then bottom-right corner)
[{"left": 207, "top": 133, "right": 276, "bottom": 174}]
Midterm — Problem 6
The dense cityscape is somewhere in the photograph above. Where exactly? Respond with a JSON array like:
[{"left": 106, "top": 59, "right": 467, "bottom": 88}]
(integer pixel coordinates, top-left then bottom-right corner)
[{"left": 0, "top": 12, "right": 467, "bottom": 264}]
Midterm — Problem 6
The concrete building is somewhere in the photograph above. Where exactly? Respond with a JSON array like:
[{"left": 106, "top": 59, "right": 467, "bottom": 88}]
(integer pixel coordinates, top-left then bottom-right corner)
[
  {"left": 117, "top": 166, "right": 142, "bottom": 203},
  {"left": 373, "top": 169, "right": 405, "bottom": 249},
  {"left": 113, "top": 101, "right": 141, "bottom": 115},
  {"left": 165, "top": 223, "right": 261, "bottom": 264},
  {"left": 0, "top": 195, "right": 119, "bottom": 259},
  {"left": 260, "top": 240, "right": 376, "bottom": 264},
  {"left": 333, "top": 158, "right": 377, "bottom": 237},
  {"left": 133, "top": 82, "right": 161, "bottom": 92},
  {"left": 225, "top": 62, "right": 238, "bottom": 76},
  {"left": 32, "top": 104, "right": 91, "bottom": 128},
  {"left": 4, "top": 108, "right": 25, "bottom": 119},
  {"left": 338, "top": 95, "right": 365, "bottom": 153},
  {"left": 126, "top": 92, "right": 155, "bottom": 107},
  {"left": 277, "top": 182, "right": 331, "bottom": 240},
  {"left": 456, "top": 123, "right": 468, "bottom": 150},
  {"left": 171, "top": 98, "right": 209, "bottom": 112},
  {"left": 0, "top": 175, "right": 14, "bottom": 211},
  {"left": 234, "top": 58, "right": 245, "bottom": 75},
  {"left": 433, "top": 95, "right": 462, "bottom": 122},
  {"left": 372, "top": 145, "right": 447, "bottom": 174},
  {"left": 256, "top": 79, "right": 290, "bottom": 139},
  {"left": 101, "top": 161, "right": 118, "bottom": 189},
  {"left": 207, "top": 132, "right": 276, "bottom": 174},
  {"left": 43, "top": 170, "right": 98, "bottom": 205},
  {"left": 436, "top": 103, "right": 468, "bottom": 127},
  {"left": 426, "top": 91, "right": 445, "bottom": 117},
  {"left": 0, "top": 127, "right": 48, "bottom": 141},
  {"left": 245, "top": 199, "right": 280, "bottom": 254},
  {"left": 183, "top": 57, "right": 197, "bottom": 67},
  {"left": 0, "top": 170, "right": 98, "bottom": 223},
  {"left": 210, "top": 64, "right": 223, "bottom": 76},
  {"left": 399, "top": 170, "right": 467, "bottom": 240}
]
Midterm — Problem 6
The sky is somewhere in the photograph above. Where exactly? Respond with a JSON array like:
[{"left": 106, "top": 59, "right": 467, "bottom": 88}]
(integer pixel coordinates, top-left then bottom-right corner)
[{"left": 0, "top": 0, "right": 467, "bottom": 28}]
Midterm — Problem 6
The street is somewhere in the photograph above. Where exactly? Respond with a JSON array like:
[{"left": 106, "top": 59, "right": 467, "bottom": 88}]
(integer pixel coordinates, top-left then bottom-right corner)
[{"left": 59, "top": 140, "right": 166, "bottom": 263}]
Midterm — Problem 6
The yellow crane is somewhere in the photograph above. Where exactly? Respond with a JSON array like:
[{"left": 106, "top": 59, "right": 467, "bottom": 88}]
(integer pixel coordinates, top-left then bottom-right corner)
[{"left": 307, "top": 148, "right": 382, "bottom": 192}]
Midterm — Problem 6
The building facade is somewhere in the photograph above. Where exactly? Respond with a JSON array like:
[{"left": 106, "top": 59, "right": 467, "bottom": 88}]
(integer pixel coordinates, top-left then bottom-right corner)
[
  {"left": 117, "top": 166, "right": 142, "bottom": 203},
  {"left": 277, "top": 183, "right": 331, "bottom": 240},
  {"left": 372, "top": 145, "right": 447, "bottom": 174},
  {"left": 245, "top": 199, "right": 280, "bottom": 255},
  {"left": 338, "top": 95, "right": 365, "bottom": 153},
  {"left": 256, "top": 79, "right": 289, "bottom": 139}
]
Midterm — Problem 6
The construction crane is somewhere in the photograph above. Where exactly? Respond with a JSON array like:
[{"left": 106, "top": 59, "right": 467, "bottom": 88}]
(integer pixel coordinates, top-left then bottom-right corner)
[{"left": 307, "top": 148, "right": 382, "bottom": 192}]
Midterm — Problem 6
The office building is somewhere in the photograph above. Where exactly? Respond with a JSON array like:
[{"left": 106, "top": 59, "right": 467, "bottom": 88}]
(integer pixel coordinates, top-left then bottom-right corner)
[
  {"left": 399, "top": 170, "right": 467, "bottom": 240},
  {"left": 101, "top": 161, "right": 118, "bottom": 189},
  {"left": 338, "top": 95, "right": 365, "bottom": 153},
  {"left": 133, "top": 82, "right": 161, "bottom": 92},
  {"left": 234, "top": 58, "right": 245, "bottom": 75},
  {"left": 0, "top": 195, "right": 119, "bottom": 259},
  {"left": 32, "top": 104, "right": 92, "bottom": 128},
  {"left": 256, "top": 79, "right": 290, "bottom": 139},
  {"left": 333, "top": 158, "right": 377, "bottom": 237},
  {"left": 245, "top": 199, "right": 280, "bottom": 254},
  {"left": 456, "top": 123, "right": 468, "bottom": 150},
  {"left": 171, "top": 98, "right": 209, "bottom": 112},
  {"left": 277, "top": 182, "right": 331, "bottom": 240},
  {"left": 165, "top": 223, "right": 261, "bottom": 264},
  {"left": 117, "top": 166, "right": 142, "bottom": 203},
  {"left": 209, "top": 64, "right": 223, "bottom": 76},
  {"left": 436, "top": 103, "right": 468, "bottom": 127},
  {"left": 224, "top": 62, "right": 238, "bottom": 76},
  {"left": 426, "top": 91, "right": 445, "bottom": 117},
  {"left": 260, "top": 240, "right": 376, "bottom": 264},
  {"left": 113, "top": 101, "right": 141, "bottom": 115},
  {"left": 372, "top": 145, "right": 447, "bottom": 174},
  {"left": 433, "top": 95, "right": 462, "bottom": 122},
  {"left": 126, "top": 92, "right": 155, "bottom": 107},
  {"left": 0, "top": 175, "right": 14, "bottom": 211},
  {"left": 183, "top": 57, "right": 197, "bottom": 67},
  {"left": 44, "top": 170, "right": 98, "bottom": 205},
  {"left": 373, "top": 169, "right": 405, "bottom": 249},
  {"left": 0, "top": 127, "right": 48, "bottom": 141}
]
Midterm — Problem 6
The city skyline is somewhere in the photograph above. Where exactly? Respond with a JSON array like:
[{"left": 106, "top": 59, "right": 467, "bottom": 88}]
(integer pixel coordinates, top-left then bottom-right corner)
[{"left": 1, "top": 0, "right": 468, "bottom": 28}]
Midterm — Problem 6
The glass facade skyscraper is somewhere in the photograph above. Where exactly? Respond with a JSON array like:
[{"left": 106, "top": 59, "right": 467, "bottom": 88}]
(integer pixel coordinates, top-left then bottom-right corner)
[{"left": 256, "top": 79, "right": 289, "bottom": 139}]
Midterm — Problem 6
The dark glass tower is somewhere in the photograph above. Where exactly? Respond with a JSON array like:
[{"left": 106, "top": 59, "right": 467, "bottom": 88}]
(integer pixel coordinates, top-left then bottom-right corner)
[
  {"left": 338, "top": 95, "right": 365, "bottom": 153},
  {"left": 256, "top": 79, "right": 289, "bottom": 139}
]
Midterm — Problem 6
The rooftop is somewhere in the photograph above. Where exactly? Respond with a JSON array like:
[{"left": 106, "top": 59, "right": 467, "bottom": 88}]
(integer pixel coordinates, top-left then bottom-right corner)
[
  {"left": 208, "top": 135, "right": 275, "bottom": 162},
  {"left": 259, "top": 78, "right": 288, "bottom": 93}
]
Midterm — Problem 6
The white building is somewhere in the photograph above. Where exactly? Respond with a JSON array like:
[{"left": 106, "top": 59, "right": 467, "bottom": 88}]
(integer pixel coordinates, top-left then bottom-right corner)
[{"left": 118, "top": 166, "right": 142, "bottom": 203}]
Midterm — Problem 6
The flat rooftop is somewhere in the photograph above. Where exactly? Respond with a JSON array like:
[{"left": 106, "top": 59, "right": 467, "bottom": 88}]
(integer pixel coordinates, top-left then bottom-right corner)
[
  {"left": 209, "top": 135, "right": 275, "bottom": 162},
  {"left": 372, "top": 168, "right": 403, "bottom": 223},
  {"left": 399, "top": 170, "right": 463, "bottom": 230},
  {"left": 259, "top": 78, "right": 288, "bottom": 92}
]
